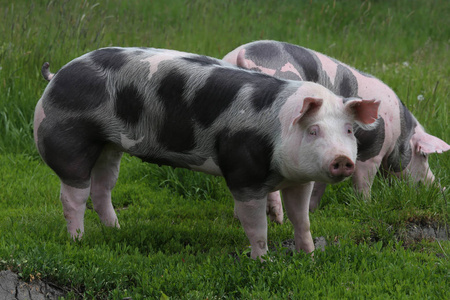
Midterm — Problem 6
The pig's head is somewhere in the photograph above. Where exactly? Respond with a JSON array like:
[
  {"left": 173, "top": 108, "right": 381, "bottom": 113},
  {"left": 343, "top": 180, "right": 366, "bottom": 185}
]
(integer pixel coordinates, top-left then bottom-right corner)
[
  {"left": 275, "top": 83, "right": 380, "bottom": 184},
  {"left": 396, "top": 125, "right": 450, "bottom": 186}
]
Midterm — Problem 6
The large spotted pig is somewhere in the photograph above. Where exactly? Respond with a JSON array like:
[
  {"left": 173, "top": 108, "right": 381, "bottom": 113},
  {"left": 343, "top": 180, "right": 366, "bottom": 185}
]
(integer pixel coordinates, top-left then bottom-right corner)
[
  {"left": 34, "top": 47, "right": 380, "bottom": 259},
  {"left": 224, "top": 40, "right": 450, "bottom": 219}
]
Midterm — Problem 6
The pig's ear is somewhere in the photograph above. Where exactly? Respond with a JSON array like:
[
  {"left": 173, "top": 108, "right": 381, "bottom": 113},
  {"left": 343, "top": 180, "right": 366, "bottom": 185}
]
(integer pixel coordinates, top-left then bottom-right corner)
[
  {"left": 236, "top": 49, "right": 249, "bottom": 69},
  {"left": 344, "top": 98, "right": 380, "bottom": 124},
  {"left": 413, "top": 132, "right": 450, "bottom": 155},
  {"left": 292, "top": 97, "right": 323, "bottom": 125}
]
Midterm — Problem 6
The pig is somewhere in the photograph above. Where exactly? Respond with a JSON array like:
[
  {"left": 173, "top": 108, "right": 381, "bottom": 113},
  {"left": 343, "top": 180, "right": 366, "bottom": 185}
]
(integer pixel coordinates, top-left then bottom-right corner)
[
  {"left": 223, "top": 40, "right": 450, "bottom": 219},
  {"left": 35, "top": 47, "right": 380, "bottom": 259}
]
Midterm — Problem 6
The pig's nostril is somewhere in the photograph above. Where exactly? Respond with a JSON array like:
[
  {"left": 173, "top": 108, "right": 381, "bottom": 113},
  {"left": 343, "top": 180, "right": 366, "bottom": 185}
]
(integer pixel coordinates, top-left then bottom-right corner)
[
  {"left": 333, "top": 163, "right": 339, "bottom": 170},
  {"left": 345, "top": 163, "right": 353, "bottom": 169}
]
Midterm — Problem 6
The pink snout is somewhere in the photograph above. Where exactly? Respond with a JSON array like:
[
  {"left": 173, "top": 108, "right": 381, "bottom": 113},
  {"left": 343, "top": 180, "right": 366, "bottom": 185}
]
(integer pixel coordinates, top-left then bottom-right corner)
[{"left": 329, "top": 156, "right": 355, "bottom": 178}]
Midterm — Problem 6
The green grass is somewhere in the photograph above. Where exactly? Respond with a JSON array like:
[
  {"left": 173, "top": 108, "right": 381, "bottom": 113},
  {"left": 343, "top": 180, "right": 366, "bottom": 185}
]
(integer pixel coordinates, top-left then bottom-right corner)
[{"left": 1, "top": 0, "right": 449, "bottom": 298}]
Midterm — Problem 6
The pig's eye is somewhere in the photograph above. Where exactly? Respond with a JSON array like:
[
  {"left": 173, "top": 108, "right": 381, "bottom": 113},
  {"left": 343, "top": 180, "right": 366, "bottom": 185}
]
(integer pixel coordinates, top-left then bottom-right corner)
[
  {"left": 345, "top": 124, "right": 353, "bottom": 135},
  {"left": 308, "top": 125, "right": 319, "bottom": 137}
]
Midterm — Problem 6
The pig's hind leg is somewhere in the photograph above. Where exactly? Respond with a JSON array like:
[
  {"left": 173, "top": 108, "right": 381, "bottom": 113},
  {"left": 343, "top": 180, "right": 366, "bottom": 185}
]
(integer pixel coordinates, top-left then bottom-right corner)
[
  {"left": 267, "top": 192, "right": 284, "bottom": 224},
  {"left": 90, "top": 145, "right": 123, "bottom": 228},
  {"left": 36, "top": 119, "right": 106, "bottom": 238},
  {"left": 309, "top": 181, "right": 327, "bottom": 212},
  {"left": 352, "top": 157, "right": 382, "bottom": 199},
  {"left": 60, "top": 182, "right": 90, "bottom": 239}
]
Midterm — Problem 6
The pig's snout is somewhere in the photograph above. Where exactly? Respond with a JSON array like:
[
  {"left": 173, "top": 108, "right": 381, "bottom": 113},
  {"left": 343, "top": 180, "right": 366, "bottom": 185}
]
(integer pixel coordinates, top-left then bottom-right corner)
[{"left": 329, "top": 156, "right": 355, "bottom": 179}]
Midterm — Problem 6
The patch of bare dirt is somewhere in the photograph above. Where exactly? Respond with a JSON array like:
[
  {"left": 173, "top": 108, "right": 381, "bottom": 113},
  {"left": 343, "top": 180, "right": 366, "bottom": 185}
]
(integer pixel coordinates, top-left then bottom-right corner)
[
  {"left": 0, "top": 270, "right": 65, "bottom": 299},
  {"left": 275, "top": 222, "right": 449, "bottom": 254}
]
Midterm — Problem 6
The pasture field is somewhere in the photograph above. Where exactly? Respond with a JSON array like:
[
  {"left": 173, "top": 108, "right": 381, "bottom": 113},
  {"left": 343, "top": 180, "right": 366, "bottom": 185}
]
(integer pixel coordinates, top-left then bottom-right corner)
[{"left": 0, "top": 0, "right": 449, "bottom": 298}]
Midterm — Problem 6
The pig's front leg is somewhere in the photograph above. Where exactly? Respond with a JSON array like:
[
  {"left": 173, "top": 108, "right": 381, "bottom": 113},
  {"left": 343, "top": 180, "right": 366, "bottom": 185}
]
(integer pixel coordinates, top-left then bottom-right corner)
[
  {"left": 234, "top": 197, "right": 268, "bottom": 259},
  {"left": 309, "top": 181, "right": 327, "bottom": 212},
  {"left": 282, "top": 182, "right": 315, "bottom": 253},
  {"left": 267, "top": 192, "right": 284, "bottom": 224}
]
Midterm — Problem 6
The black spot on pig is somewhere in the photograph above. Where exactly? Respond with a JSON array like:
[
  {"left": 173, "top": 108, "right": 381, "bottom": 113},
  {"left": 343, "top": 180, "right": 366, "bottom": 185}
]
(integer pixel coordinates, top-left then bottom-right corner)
[
  {"left": 90, "top": 48, "right": 127, "bottom": 71},
  {"left": 133, "top": 49, "right": 145, "bottom": 56},
  {"left": 191, "top": 68, "right": 246, "bottom": 127},
  {"left": 283, "top": 43, "right": 319, "bottom": 82},
  {"left": 39, "top": 118, "right": 105, "bottom": 188},
  {"left": 157, "top": 69, "right": 196, "bottom": 152},
  {"left": 48, "top": 61, "right": 107, "bottom": 111},
  {"left": 355, "top": 117, "right": 386, "bottom": 162},
  {"left": 247, "top": 42, "right": 281, "bottom": 66},
  {"left": 215, "top": 129, "right": 274, "bottom": 197},
  {"left": 274, "top": 70, "right": 302, "bottom": 81},
  {"left": 192, "top": 68, "right": 285, "bottom": 125},
  {"left": 115, "top": 85, "right": 144, "bottom": 126},
  {"left": 336, "top": 65, "right": 358, "bottom": 98},
  {"left": 251, "top": 77, "right": 286, "bottom": 111},
  {"left": 386, "top": 102, "right": 417, "bottom": 172},
  {"left": 182, "top": 55, "right": 221, "bottom": 66}
]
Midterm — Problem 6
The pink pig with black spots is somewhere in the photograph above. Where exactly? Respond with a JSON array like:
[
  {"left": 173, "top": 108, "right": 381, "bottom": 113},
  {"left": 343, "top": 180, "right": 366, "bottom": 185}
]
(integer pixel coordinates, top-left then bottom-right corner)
[
  {"left": 224, "top": 40, "right": 449, "bottom": 221},
  {"left": 34, "top": 47, "right": 380, "bottom": 259}
]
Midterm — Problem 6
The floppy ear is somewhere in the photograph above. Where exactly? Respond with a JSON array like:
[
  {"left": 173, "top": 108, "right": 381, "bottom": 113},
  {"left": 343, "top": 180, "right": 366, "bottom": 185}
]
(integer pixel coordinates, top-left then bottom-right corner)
[
  {"left": 236, "top": 48, "right": 249, "bottom": 69},
  {"left": 413, "top": 131, "right": 450, "bottom": 155},
  {"left": 344, "top": 98, "right": 380, "bottom": 124},
  {"left": 292, "top": 97, "right": 323, "bottom": 125}
]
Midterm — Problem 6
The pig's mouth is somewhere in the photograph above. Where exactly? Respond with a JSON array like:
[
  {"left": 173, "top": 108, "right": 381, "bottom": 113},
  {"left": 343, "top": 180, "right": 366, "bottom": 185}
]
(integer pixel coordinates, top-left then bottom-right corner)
[{"left": 327, "top": 173, "right": 352, "bottom": 183}]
